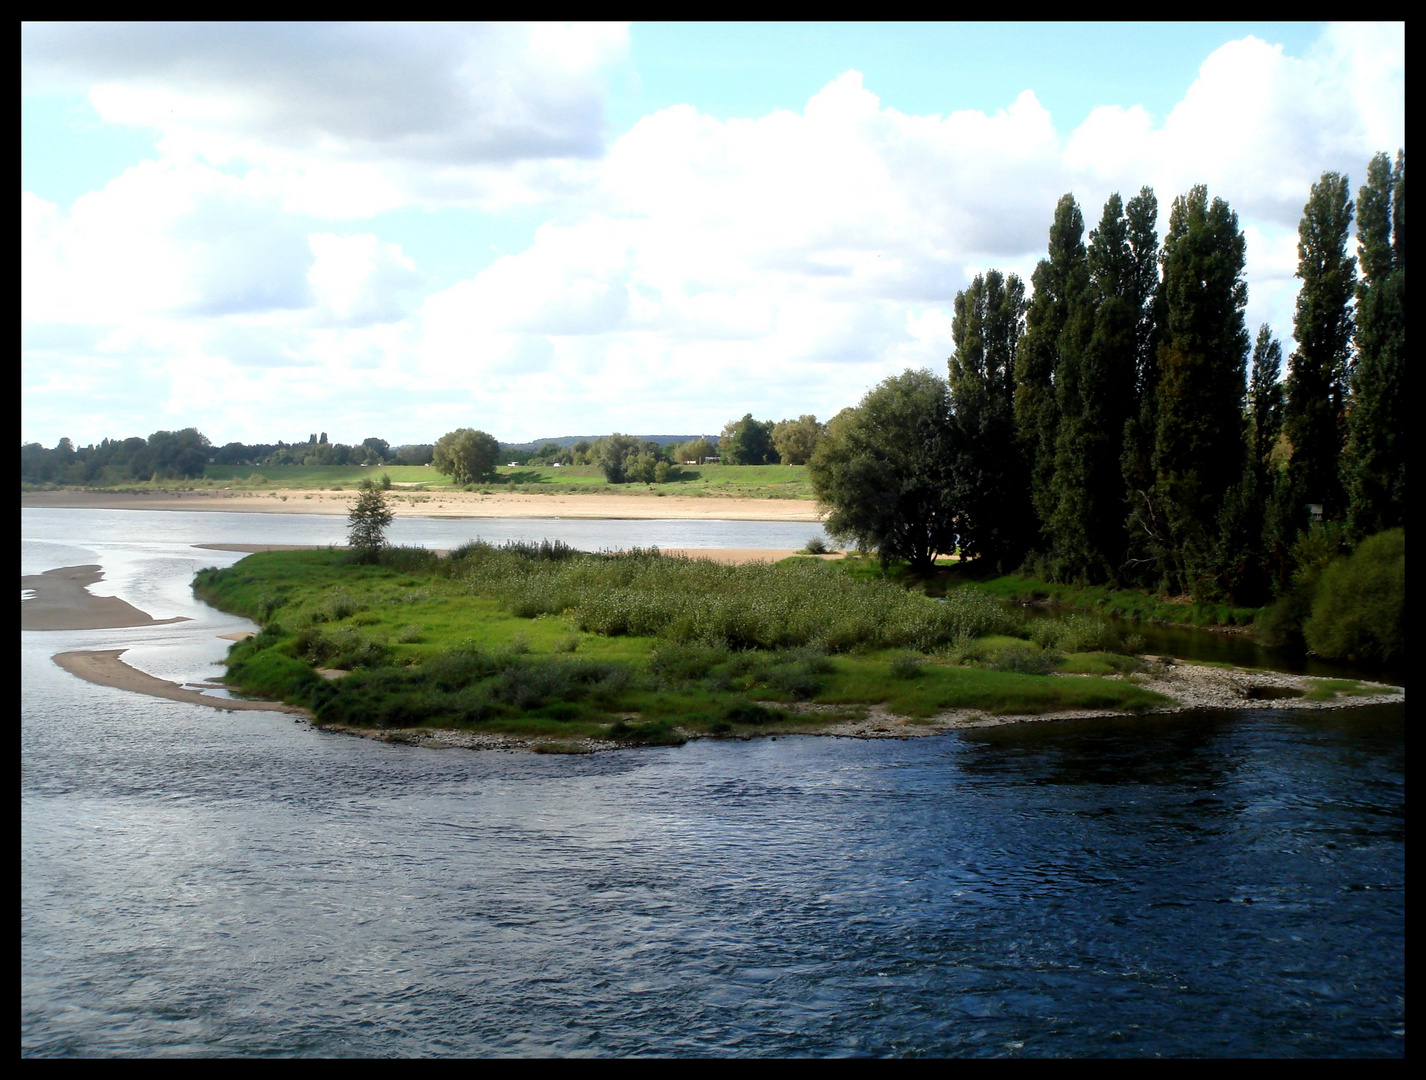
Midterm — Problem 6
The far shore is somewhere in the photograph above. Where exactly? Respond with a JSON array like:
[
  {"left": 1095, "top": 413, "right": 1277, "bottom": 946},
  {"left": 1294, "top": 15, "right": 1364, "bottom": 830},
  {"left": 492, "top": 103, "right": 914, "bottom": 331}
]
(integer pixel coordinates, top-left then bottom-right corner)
[{"left": 22, "top": 487, "right": 824, "bottom": 522}]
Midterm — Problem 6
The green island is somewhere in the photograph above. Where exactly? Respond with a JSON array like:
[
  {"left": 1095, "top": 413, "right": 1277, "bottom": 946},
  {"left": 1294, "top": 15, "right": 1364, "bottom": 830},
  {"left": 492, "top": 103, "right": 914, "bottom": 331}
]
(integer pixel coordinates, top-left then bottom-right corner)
[{"left": 194, "top": 544, "right": 1178, "bottom": 748}]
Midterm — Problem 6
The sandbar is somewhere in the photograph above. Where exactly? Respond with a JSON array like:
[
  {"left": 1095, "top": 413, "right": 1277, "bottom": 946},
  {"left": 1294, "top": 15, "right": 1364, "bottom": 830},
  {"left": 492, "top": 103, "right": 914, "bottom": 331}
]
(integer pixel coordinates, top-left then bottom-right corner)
[
  {"left": 53, "top": 649, "right": 305, "bottom": 714},
  {"left": 22, "top": 488, "right": 823, "bottom": 522},
  {"left": 22, "top": 565, "right": 191, "bottom": 631}
]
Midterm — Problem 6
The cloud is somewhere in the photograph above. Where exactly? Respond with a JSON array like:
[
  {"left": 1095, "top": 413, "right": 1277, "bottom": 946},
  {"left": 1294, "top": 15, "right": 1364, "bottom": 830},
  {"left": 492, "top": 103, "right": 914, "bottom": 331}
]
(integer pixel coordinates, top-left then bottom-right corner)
[
  {"left": 20, "top": 24, "right": 1406, "bottom": 446},
  {"left": 22, "top": 159, "right": 315, "bottom": 322},
  {"left": 22, "top": 22, "right": 630, "bottom": 215},
  {"left": 307, "top": 232, "right": 420, "bottom": 326}
]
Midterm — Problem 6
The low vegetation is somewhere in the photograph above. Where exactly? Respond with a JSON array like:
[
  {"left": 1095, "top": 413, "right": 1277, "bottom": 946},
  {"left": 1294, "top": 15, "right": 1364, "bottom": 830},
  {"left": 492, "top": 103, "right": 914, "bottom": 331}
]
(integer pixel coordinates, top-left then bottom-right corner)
[{"left": 193, "top": 545, "right": 1169, "bottom": 744}]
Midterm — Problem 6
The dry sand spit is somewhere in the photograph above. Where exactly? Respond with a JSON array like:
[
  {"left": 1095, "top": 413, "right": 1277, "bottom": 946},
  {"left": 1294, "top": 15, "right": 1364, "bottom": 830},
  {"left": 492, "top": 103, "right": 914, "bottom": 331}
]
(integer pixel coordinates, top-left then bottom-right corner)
[{"left": 22, "top": 488, "right": 823, "bottom": 522}]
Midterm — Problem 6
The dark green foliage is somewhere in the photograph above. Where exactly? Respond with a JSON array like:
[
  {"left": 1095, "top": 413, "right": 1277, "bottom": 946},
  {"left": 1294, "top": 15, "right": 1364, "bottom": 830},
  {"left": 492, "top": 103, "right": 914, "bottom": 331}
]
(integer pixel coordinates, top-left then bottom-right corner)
[
  {"left": 1049, "top": 193, "right": 1146, "bottom": 582},
  {"left": 1343, "top": 151, "right": 1406, "bottom": 540},
  {"left": 347, "top": 480, "right": 393, "bottom": 560},
  {"left": 1148, "top": 186, "right": 1251, "bottom": 595},
  {"left": 808, "top": 369, "right": 958, "bottom": 575},
  {"left": 1248, "top": 326, "right": 1285, "bottom": 473},
  {"left": 948, "top": 269, "right": 1032, "bottom": 570},
  {"left": 770, "top": 415, "right": 824, "bottom": 465},
  {"left": 594, "top": 433, "right": 669, "bottom": 483},
  {"left": 1303, "top": 528, "right": 1404, "bottom": 664},
  {"left": 719, "top": 414, "right": 777, "bottom": 465},
  {"left": 1284, "top": 172, "right": 1356, "bottom": 520},
  {"left": 1257, "top": 521, "right": 1349, "bottom": 647},
  {"left": 1016, "top": 194, "right": 1087, "bottom": 538},
  {"left": 432, "top": 428, "right": 500, "bottom": 484}
]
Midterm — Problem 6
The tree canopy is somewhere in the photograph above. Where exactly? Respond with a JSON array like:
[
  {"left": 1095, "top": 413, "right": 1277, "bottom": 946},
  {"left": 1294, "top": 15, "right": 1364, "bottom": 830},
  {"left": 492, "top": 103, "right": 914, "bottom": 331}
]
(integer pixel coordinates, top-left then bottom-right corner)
[
  {"left": 432, "top": 428, "right": 500, "bottom": 485},
  {"left": 808, "top": 370, "right": 958, "bottom": 575}
]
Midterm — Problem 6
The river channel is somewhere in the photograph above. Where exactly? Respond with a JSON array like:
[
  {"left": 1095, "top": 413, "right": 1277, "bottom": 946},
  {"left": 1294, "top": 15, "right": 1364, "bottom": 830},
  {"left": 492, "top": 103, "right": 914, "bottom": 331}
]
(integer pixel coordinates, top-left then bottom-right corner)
[{"left": 21, "top": 508, "right": 1405, "bottom": 1057}]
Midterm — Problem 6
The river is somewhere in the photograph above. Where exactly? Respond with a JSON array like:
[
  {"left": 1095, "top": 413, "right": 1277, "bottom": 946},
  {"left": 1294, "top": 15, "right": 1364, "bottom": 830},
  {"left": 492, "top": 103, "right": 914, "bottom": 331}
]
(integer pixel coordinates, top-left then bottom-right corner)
[{"left": 21, "top": 508, "right": 1405, "bottom": 1057}]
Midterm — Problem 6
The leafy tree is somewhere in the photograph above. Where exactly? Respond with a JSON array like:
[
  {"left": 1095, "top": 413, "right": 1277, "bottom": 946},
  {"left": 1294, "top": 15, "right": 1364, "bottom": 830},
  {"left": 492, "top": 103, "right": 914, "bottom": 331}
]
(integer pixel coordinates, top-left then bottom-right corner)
[
  {"left": 146, "top": 428, "right": 212, "bottom": 479},
  {"left": 719, "top": 414, "right": 776, "bottom": 465},
  {"left": 594, "top": 434, "right": 668, "bottom": 483},
  {"left": 432, "top": 428, "right": 500, "bottom": 485},
  {"left": 673, "top": 437, "right": 717, "bottom": 464},
  {"left": 1149, "top": 186, "right": 1250, "bottom": 595},
  {"left": 347, "top": 479, "right": 393, "bottom": 561},
  {"left": 1119, "top": 188, "right": 1166, "bottom": 586},
  {"left": 1016, "top": 194, "right": 1088, "bottom": 541},
  {"left": 1342, "top": 150, "right": 1406, "bottom": 539},
  {"left": 808, "top": 370, "right": 958, "bottom": 575},
  {"left": 1284, "top": 171, "right": 1356, "bottom": 521},
  {"left": 361, "top": 437, "right": 391, "bottom": 465},
  {"left": 1247, "top": 325, "right": 1285, "bottom": 470},
  {"left": 770, "top": 415, "right": 823, "bottom": 465},
  {"left": 1049, "top": 193, "right": 1143, "bottom": 581},
  {"left": 947, "top": 269, "right": 1031, "bottom": 570},
  {"left": 1302, "top": 527, "right": 1404, "bottom": 664}
]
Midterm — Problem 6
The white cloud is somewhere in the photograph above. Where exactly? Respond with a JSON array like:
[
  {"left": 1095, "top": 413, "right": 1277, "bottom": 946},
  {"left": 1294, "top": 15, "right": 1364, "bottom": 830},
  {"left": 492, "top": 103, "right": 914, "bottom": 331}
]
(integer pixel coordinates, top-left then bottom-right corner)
[
  {"left": 19, "top": 23, "right": 1406, "bottom": 445},
  {"left": 307, "top": 233, "right": 419, "bottom": 326},
  {"left": 23, "top": 22, "right": 629, "bottom": 215}
]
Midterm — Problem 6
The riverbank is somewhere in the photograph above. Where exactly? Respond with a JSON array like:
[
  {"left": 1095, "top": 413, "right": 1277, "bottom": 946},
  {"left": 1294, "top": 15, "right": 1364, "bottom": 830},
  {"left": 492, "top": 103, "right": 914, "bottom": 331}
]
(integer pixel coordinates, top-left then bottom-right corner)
[
  {"left": 21, "top": 488, "right": 823, "bottom": 521},
  {"left": 48, "top": 645, "right": 1404, "bottom": 753}
]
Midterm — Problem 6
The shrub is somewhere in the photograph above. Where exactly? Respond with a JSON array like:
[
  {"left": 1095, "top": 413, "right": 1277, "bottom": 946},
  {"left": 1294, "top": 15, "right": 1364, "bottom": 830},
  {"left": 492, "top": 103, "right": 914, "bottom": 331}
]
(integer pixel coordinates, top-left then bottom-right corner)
[
  {"left": 1303, "top": 528, "right": 1404, "bottom": 664},
  {"left": 889, "top": 653, "right": 923, "bottom": 679},
  {"left": 802, "top": 536, "right": 830, "bottom": 555},
  {"left": 987, "top": 645, "right": 1060, "bottom": 675}
]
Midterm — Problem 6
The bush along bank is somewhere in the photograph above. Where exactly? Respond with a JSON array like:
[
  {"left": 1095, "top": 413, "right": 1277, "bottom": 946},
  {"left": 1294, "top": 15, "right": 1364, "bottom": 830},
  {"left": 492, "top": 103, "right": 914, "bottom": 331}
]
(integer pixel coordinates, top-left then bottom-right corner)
[{"left": 193, "top": 544, "right": 1173, "bottom": 744}]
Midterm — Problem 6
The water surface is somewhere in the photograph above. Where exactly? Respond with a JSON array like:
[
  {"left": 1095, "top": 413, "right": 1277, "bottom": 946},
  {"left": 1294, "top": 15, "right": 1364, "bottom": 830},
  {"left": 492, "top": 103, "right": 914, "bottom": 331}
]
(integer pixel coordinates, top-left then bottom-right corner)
[{"left": 21, "top": 509, "right": 1405, "bottom": 1057}]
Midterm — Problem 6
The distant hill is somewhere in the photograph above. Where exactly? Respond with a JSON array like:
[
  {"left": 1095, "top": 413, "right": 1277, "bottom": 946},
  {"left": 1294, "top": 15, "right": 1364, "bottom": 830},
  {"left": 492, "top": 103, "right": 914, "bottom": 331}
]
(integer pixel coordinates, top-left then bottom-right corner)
[{"left": 501, "top": 435, "right": 719, "bottom": 451}]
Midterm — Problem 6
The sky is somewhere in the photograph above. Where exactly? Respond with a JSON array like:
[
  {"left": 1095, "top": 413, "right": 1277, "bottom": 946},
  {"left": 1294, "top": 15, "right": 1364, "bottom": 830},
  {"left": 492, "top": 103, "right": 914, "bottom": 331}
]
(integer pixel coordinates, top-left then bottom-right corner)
[{"left": 21, "top": 21, "right": 1405, "bottom": 449}]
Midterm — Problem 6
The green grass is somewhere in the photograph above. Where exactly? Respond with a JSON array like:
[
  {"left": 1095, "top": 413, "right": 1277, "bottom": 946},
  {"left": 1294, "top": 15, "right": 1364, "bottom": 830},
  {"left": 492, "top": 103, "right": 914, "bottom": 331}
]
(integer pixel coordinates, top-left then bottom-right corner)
[
  {"left": 193, "top": 546, "right": 1175, "bottom": 742},
  {"left": 1302, "top": 678, "right": 1397, "bottom": 702},
  {"left": 189, "top": 462, "right": 815, "bottom": 498}
]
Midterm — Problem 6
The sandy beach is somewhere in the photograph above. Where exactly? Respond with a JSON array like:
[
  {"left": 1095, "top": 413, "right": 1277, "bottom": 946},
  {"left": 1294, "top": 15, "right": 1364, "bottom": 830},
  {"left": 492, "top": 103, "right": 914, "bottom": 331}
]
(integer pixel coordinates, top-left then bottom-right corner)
[
  {"left": 53, "top": 649, "right": 305, "bottom": 714},
  {"left": 22, "top": 565, "right": 191, "bottom": 631},
  {"left": 22, "top": 488, "right": 824, "bottom": 521}
]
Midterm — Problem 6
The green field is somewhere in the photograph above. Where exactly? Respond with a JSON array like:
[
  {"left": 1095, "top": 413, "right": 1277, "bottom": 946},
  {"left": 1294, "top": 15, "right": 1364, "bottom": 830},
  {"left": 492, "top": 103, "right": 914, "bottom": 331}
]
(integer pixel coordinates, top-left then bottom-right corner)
[
  {"left": 195, "top": 462, "right": 814, "bottom": 498},
  {"left": 193, "top": 546, "right": 1170, "bottom": 745}
]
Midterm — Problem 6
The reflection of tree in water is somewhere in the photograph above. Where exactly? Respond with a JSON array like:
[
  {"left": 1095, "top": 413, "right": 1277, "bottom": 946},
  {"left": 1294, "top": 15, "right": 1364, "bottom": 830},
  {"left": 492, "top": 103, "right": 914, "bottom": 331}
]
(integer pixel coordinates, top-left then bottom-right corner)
[{"left": 954, "top": 711, "right": 1242, "bottom": 792}]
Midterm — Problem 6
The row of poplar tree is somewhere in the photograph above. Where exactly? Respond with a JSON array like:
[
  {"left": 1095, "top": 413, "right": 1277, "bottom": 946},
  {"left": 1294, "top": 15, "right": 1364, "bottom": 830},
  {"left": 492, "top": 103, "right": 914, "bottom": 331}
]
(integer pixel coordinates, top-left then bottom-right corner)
[{"left": 941, "top": 151, "right": 1404, "bottom": 605}]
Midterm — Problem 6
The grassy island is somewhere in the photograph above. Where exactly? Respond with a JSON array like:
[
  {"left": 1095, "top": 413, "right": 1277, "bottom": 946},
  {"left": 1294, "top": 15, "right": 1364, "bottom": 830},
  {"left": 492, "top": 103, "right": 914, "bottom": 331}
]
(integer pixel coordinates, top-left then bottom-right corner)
[{"left": 194, "top": 544, "right": 1171, "bottom": 746}]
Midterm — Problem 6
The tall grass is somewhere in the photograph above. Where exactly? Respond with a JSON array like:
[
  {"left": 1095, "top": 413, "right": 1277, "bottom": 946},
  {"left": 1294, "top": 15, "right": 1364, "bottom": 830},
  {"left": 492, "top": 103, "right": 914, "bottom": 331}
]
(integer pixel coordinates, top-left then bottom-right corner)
[{"left": 451, "top": 544, "right": 1013, "bottom": 652}]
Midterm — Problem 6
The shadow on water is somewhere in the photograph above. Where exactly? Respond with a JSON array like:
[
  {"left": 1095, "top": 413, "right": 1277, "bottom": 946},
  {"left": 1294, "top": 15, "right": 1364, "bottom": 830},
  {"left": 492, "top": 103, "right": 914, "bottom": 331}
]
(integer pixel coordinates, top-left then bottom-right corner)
[{"left": 1018, "top": 606, "right": 1404, "bottom": 685}]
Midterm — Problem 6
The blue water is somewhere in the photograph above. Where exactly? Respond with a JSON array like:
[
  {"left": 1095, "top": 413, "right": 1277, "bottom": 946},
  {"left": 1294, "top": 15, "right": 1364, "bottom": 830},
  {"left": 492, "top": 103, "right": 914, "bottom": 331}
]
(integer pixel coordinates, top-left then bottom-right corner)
[{"left": 20, "top": 510, "right": 1406, "bottom": 1057}]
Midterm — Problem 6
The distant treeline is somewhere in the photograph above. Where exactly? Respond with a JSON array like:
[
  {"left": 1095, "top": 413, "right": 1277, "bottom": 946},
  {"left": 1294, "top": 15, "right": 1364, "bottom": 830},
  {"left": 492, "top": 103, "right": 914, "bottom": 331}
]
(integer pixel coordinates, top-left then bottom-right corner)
[{"left": 21, "top": 430, "right": 437, "bottom": 485}]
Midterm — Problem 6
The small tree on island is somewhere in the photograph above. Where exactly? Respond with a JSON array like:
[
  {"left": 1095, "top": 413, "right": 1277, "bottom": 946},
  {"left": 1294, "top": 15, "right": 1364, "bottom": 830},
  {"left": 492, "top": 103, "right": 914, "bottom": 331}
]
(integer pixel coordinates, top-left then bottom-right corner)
[{"left": 347, "top": 479, "right": 393, "bottom": 562}]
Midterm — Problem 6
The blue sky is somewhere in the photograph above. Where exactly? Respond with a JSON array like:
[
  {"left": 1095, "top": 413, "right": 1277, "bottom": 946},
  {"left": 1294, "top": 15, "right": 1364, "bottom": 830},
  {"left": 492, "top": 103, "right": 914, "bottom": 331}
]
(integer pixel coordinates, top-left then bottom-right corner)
[{"left": 21, "top": 22, "right": 1404, "bottom": 447}]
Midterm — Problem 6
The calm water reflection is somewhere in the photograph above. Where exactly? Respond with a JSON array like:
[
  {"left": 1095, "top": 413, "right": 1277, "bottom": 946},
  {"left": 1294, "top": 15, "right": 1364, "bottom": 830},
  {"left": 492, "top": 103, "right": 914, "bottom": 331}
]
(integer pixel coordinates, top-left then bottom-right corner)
[{"left": 21, "top": 510, "right": 1406, "bottom": 1057}]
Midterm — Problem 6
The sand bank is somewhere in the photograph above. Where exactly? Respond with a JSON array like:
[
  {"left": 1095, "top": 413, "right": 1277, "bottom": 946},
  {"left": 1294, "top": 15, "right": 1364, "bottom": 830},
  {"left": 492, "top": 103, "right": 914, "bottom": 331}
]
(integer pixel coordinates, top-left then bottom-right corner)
[
  {"left": 52, "top": 643, "right": 1400, "bottom": 752},
  {"left": 22, "top": 565, "right": 191, "bottom": 632},
  {"left": 22, "top": 488, "right": 823, "bottom": 522},
  {"left": 53, "top": 649, "right": 305, "bottom": 714}
]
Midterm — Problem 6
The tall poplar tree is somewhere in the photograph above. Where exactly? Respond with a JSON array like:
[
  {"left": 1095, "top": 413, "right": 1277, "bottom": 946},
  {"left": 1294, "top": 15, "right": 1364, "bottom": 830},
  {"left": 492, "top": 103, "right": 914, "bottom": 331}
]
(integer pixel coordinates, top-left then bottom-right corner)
[
  {"left": 1015, "top": 194, "right": 1089, "bottom": 548},
  {"left": 1248, "top": 325, "right": 1286, "bottom": 470},
  {"left": 1150, "top": 186, "right": 1250, "bottom": 594},
  {"left": 1118, "top": 188, "right": 1165, "bottom": 586},
  {"left": 1049, "top": 193, "right": 1144, "bottom": 582},
  {"left": 1283, "top": 171, "right": 1356, "bottom": 521},
  {"left": 948, "top": 269, "right": 1030, "bottom": 569},
  {"left": 1342, "top": 150, "right": 1406, "bottom": 539}
]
